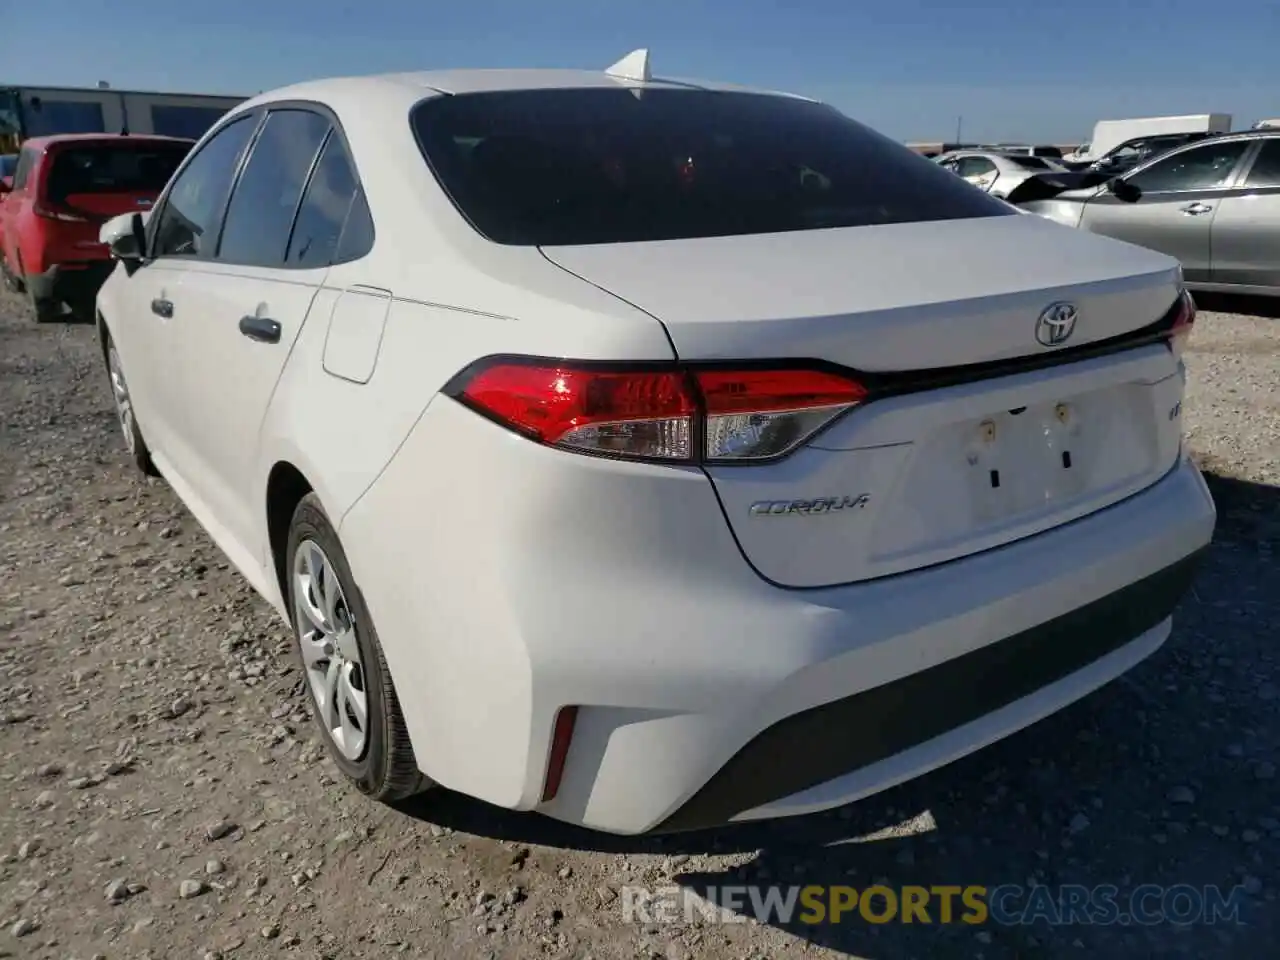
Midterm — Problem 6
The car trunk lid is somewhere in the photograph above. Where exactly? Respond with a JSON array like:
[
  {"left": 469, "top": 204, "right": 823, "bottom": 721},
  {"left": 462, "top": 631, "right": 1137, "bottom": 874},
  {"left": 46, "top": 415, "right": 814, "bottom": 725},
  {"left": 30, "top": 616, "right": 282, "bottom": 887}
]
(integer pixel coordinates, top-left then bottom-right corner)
[{"left": 541, "top": 213, "right": 1188, "bottom": 586}]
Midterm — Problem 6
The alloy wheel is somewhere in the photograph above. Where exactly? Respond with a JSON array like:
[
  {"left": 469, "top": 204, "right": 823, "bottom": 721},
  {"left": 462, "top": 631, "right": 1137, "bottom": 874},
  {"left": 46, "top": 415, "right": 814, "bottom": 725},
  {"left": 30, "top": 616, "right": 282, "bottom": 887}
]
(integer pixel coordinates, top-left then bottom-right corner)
[
  {"left": 292, "top": 540, "right": 369, "bottom": 761},
  {"left": 108, "top": 346, "right": 136, "bottom": 456}
]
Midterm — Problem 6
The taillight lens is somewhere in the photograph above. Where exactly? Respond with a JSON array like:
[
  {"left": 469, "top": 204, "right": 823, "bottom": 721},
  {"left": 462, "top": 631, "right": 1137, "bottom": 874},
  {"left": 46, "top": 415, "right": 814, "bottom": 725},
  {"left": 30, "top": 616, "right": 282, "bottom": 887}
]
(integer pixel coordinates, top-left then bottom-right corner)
[
  {"left": 698, "top": 368, "right": 867, "bottom": 460},
  {"left": 450, "top": 361, "right": 867, "bottom": 464},
  {"left": 1166, "top": 289, "right": 1196, "bottom": 358},
  {"left": 456, "top": 363, "right": 696, "bottom": 460}
]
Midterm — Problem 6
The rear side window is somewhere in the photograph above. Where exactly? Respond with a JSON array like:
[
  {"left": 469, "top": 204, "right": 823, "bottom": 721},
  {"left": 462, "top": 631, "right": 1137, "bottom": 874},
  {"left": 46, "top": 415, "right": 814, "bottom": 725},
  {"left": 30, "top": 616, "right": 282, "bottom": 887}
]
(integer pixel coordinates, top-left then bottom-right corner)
[
  {"left": 1006, "top": 156, "right": 1051, "bottom": 170},
  {"left": 1243, "top": 139, "right": 1280, "bottom": 188},
  {"left": 44, "top": 141, "right": 190, "bottom": 202},
  {"left": 218, "top": 109, "right": 331, "bottom": 266},
  {"left": 410, "top": 88, "right": 1013, "bottom": 246},
  {"left": 334, "top": 189, "right": 375, "bottom": 263},
  {"left": 286, "top": 133, "right": 359, "bottom": 267}
]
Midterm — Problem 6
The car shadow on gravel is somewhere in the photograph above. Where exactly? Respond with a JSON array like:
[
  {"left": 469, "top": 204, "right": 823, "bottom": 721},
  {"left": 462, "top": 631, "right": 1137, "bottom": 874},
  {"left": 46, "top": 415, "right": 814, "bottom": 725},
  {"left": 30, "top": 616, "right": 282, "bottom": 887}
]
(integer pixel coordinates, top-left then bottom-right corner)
[{"left": 400, "top": 468, "right": 1279, "bottom": 957}]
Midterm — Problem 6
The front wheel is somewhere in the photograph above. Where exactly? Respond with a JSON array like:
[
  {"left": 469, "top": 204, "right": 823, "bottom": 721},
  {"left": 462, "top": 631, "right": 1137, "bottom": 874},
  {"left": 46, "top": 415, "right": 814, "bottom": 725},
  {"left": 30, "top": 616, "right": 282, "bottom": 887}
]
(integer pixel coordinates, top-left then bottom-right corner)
[
  {"left": 106, "top": 336, "right": 159, "bottom": 477},
  {"left": 285, "top": 493, "right": 431, "bottom": 802}
]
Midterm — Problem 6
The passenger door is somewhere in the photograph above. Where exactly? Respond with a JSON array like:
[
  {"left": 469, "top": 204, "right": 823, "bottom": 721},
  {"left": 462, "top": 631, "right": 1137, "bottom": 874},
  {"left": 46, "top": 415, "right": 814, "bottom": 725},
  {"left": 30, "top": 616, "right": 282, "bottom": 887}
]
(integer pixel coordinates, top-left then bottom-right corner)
[
  {"left": 118, "top": 112, "right": 259, "bottom": 459},
  {"left": 1077, "top": 138, "right": 1253, "bottom": 282},
  {"left": 1208, "top": 138, "right": 1280, "bottom": 290},
  {"left": 165, "top": 107, "right": 352, "bottom": 555}
]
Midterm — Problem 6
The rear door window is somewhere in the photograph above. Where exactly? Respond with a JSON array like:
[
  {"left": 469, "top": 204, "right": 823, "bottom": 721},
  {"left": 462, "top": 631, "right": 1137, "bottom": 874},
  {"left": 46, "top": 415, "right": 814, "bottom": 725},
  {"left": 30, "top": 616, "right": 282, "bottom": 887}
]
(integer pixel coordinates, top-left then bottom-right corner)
[
  {"left": 217, "top": 108, "right": 331, "bottom": 267},
  {"left": 1243, "top": 139, "right": 1280, "bottom": 188},
  {"left": 410, "top": 88, "right": 1012, "bottom": 246},
  {"left": 45, "top": 141, "right": 190, "bottom": 202},
  {"left": 285, "top": 132, "right": 359, "bottom": 267}
]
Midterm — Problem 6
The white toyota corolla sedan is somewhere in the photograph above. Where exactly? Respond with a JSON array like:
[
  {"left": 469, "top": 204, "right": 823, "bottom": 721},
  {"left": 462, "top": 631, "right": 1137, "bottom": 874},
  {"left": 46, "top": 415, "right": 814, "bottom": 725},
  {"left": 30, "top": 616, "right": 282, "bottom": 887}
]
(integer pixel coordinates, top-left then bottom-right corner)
[{"left": 94, "top": 51, "right": 1216, "bottom": 835}]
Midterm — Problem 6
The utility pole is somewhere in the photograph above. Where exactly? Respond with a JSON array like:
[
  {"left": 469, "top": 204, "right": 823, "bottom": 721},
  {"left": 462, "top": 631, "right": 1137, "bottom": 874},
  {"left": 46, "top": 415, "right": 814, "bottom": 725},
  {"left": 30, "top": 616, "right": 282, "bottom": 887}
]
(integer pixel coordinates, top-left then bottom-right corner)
[{"left": 955, "top": 115, "right": 963, "bottom": 143}]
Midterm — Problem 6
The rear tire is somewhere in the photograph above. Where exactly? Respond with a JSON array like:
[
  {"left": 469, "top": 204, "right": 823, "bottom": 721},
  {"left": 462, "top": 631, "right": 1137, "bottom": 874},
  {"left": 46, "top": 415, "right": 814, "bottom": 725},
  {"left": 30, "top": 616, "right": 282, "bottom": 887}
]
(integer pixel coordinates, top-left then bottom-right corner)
[
  {"left": 285, "top": 493, "right": 431, "bottom": 803},
  {"left": 31, "top": 292, "right": 60, "bottom": 323},
  {"left": 0, "top": 261, "right": 21, "bottom": 293},
  {"left": 105, "top": 335, "right": 159, "bottom": 477}
]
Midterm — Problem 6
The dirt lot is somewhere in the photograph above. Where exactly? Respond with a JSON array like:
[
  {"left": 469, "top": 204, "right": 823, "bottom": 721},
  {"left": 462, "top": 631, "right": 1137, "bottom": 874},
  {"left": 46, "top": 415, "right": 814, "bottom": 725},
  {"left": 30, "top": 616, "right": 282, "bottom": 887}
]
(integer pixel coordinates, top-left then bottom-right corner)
[{"left": 1, "top": 288, "right": 1277, "bottom": 960}]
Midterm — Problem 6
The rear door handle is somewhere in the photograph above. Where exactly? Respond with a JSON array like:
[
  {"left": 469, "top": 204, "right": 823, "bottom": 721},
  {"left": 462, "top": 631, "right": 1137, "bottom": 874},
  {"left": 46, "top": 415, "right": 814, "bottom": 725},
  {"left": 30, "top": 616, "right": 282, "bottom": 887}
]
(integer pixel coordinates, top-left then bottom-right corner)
[
  {"left": 239, "top": 315, "right": 281, "bottom": 344},
  {"left": 150, "top": 298, "right": 173, "bottom": 318},
  {"left": 1180, "top": 202, "right": 1213, "bottom": 216}
]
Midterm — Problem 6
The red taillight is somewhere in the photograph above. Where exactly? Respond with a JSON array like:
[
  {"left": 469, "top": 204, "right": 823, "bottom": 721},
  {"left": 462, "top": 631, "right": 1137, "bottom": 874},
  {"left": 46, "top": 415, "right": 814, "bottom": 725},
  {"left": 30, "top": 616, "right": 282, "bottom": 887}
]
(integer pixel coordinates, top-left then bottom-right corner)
[
  {"left": 33, "top": 201, "right": 89, "bottom": 223},
  {"left": 449, "top": 360, "right": 867, "bottom": 464},
  {"left": 1167, "top": 290, "right": 1196, "bottom": 357},
  {"left": 456, "top": 364, "right": 697, "bottom": 460}
]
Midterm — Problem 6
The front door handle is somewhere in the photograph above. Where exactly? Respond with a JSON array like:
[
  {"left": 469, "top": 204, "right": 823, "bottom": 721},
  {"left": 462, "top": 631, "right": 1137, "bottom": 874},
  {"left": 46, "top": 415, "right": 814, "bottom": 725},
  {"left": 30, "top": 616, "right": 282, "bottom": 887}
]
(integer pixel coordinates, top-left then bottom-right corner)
[
  {"left": 1180, "top": 202, "right": 1213, "bottom": 216},
  {"left": 150, "top": 298, "right": 173, "bottom": 318},
  {"left": 239, "top": 315, "right": 281, "bottom": 344}
]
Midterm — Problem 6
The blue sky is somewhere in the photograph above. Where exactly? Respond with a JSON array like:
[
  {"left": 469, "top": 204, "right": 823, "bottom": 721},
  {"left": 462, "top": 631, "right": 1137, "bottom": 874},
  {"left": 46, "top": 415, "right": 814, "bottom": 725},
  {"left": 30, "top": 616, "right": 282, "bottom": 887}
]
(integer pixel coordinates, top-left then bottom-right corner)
[{"left": 2, "top": 0, "right": 1277, "bottom": 142}]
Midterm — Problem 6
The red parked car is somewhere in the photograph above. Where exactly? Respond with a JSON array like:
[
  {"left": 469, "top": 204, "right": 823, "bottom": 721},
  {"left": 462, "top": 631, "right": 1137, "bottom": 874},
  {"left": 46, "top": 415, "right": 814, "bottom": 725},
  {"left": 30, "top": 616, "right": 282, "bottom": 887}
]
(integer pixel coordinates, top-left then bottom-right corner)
[
  {"left": 0, "top": 153, "right": 16, "bottom": 254},
  {"left": 0, "top": 134, "right": 192, "bottom": 321}
]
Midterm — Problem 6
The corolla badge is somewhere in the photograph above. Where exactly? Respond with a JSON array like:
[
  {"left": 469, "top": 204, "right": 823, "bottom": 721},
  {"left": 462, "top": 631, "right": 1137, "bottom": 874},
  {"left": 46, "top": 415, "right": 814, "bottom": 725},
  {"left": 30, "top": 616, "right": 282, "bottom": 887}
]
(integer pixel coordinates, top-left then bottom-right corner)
[
  {"left": 1035, "top": 302, "right": 1078, "bottom": 347},
  {"left": 749, "top": 494, "right": 870, "bottom": 517}
]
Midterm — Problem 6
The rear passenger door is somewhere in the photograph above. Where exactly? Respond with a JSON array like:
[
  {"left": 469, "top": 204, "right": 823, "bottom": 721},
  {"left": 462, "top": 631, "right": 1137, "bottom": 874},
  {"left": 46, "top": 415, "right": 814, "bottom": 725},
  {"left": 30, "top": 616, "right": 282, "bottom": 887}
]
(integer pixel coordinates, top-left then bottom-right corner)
[
  {"left": 1208, "top": 137, "right": 1280, "bottom": 290},
  {"left": 166, "top": 106, "right": 364, "bottom": 558}
]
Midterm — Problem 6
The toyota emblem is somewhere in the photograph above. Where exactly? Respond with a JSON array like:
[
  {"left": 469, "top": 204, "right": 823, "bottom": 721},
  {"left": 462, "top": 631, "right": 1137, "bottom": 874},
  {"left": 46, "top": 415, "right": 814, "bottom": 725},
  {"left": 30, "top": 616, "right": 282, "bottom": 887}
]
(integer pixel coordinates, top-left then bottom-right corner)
[{"left": 1036, "top": 302, "right": 1078, "bottom": 347}]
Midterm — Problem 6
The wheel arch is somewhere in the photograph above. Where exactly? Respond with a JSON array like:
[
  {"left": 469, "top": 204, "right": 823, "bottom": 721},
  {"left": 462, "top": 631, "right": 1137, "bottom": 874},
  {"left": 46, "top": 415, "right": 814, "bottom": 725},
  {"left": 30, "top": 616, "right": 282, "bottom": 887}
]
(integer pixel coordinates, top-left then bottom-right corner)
[
  {"left": 266, "top": 460, "right": 316, "bottom": 608},
  {"left": 95, "top": 309, "right": 111, "bottom": 367}
]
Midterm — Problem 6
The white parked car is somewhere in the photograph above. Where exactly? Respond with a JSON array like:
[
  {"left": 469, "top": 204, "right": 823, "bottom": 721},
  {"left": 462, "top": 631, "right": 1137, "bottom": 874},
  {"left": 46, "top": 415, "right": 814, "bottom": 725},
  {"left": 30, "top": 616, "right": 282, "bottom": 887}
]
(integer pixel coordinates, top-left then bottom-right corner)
[
  {"left": 94, "top": 50, "right": 1216, "bottom": 835},
  {"left": 935, "top": 149, "right": 1069, "bottom": 198}
]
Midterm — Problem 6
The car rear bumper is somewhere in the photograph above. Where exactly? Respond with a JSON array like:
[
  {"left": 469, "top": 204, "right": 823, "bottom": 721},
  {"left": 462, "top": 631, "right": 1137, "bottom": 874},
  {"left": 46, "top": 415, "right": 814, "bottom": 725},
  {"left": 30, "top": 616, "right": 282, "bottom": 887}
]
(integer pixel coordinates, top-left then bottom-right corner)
[
  {"left": 340, "top": 397, "right": 1216, "bottom": 835},
  {"left": 25, "top": 260, "right": 115, "bottom": 310}
]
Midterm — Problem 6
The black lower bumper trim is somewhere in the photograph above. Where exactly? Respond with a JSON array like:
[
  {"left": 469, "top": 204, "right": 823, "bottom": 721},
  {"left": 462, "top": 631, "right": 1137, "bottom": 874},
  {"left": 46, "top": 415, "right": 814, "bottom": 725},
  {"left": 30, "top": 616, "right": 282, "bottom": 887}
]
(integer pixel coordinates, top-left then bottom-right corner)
[{"left": 655, "top": 549, "right": 1205, "bottom": 833}]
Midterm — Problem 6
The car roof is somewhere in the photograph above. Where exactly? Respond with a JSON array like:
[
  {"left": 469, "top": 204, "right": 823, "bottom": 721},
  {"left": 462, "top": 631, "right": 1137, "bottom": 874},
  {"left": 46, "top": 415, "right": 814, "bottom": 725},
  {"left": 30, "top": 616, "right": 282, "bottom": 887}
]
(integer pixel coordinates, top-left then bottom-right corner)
[{"left": 21, "top": 133, "right": 195, "bottom": 151}]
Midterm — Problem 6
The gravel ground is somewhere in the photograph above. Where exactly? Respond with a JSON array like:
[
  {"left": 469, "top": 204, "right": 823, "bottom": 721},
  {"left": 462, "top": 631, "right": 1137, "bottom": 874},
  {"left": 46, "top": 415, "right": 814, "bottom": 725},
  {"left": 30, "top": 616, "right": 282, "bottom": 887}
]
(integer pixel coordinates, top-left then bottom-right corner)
[{"left": 1, "top": 287, "right": 1277, "bottom": 960}]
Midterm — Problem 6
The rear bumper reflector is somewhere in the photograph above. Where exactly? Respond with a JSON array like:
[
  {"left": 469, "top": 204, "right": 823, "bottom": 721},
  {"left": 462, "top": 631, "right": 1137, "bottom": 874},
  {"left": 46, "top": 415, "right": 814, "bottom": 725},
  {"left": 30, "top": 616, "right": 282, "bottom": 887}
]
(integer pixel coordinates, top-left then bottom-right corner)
[{"left": 541, "top": 706, "right": 579, "bottom": 802}]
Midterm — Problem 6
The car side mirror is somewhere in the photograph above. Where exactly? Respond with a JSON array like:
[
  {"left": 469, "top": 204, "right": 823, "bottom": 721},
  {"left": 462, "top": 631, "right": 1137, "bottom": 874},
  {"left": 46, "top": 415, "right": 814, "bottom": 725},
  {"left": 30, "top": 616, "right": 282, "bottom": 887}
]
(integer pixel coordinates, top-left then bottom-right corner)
[
  {"left": 1108, "top": 178, "right": 1142, "bottom": 203},
  {"left": 100, "top": 212, "right": 144, "bottom": 262}
]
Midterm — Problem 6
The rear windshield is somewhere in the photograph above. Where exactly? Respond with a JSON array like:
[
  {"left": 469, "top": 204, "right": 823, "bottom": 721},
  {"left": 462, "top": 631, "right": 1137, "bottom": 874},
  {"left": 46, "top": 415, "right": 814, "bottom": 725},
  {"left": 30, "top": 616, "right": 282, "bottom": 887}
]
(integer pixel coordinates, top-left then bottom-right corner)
[
  {"left": 410, "top": 89, "right": 1014, "bottom": 246},
  {"left": 46, "top": 141, "right": 191, "bottom": 201}
]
